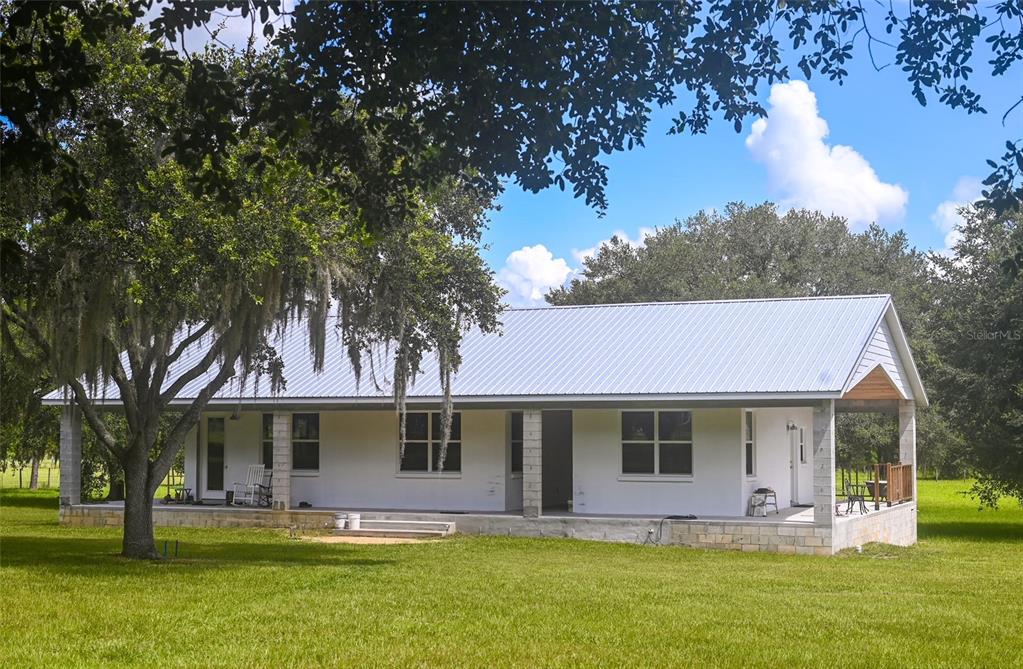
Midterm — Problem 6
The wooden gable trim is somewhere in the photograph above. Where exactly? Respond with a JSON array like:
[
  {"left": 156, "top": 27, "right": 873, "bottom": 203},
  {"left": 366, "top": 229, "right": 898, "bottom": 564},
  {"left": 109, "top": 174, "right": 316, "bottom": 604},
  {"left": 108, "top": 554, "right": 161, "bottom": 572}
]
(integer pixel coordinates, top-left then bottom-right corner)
[{"left": 842, "top": 364, "right": 906, "bottom": 401}]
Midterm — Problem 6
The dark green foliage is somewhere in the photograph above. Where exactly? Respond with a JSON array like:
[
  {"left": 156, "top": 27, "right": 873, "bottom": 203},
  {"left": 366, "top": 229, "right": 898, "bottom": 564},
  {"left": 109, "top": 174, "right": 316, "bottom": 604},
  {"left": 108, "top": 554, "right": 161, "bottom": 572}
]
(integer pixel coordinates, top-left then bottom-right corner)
[
  {"left": 930, "top": 207, "right": 1023, "bottom": 506},
  {"left": 0, "top": 27, "right": 501, "bottom": 557},
  {"left": 3, "top": 1, "right": 1022, "bottom": 219},
  {"left": 549, "top": 203, "right": 933, "bottom": 320},
  {"left": 0, "top": 342, "right": 58, "bottom": 471}
]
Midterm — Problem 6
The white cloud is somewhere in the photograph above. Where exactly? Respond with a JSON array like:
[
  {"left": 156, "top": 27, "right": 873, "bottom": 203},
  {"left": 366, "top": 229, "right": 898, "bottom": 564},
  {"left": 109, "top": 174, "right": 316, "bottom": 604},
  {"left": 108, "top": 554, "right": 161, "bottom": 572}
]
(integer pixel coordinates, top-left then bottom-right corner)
[
  {"left": 571, "top": 227, "right": 655, "bottom": 264},
  {"left": 930, "top": 176, "right": 983, "bottom": 253},
  {"left": 746, "top": 80, "right": 908, "bottom": 228},
  {"left": 498, "top": 227, "right": 656, "bottom": 306},
  {"left": 497, "top": 245, "right": 574, "bottom": 307}
]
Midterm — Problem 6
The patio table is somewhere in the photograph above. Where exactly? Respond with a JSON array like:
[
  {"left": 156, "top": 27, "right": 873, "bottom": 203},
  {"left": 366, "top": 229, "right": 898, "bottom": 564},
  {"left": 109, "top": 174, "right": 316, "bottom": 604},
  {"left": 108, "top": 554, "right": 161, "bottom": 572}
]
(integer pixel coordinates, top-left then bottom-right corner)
[{"left": 865, "top": 480, "right": 888, "bottom": 500}]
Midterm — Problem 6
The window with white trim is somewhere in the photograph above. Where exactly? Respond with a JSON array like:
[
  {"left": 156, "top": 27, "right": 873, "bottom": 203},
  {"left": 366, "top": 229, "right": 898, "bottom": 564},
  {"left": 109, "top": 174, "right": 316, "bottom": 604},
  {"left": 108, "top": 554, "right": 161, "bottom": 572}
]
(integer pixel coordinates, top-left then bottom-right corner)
[
  {"left": 744, "top": 410, "right": 756, "bottom": 477},
  {"left": 510, "top": 412, "right": 523, "bottom": 474},
  {"left": 621, "top": 410, "right": 693, "bottom": 476},
  {"left": 292, "top": 413, "right": 319, "bottom": 471},
  {"left": 399, "top": 412, "right": 461, "bottom": 473},
  {"left": 798, "top": 427, "right": 806, "bottom": 464}
]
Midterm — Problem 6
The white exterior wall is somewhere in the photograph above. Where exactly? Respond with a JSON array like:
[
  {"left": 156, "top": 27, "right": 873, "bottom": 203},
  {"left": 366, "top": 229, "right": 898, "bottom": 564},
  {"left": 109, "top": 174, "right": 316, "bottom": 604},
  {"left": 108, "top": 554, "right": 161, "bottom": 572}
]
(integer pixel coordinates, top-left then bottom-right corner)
[
  {"left": 189, "top": 409, "right": 509, "bottom": 511},
  {"left": 571, "top": 408, "right": 746, "bottom": 517},
  {"left": 740, "top": 408, "right": 815, "bottom": 511},
  {"left": 186, "top": 406, "right": 816, "bottom": 516}
]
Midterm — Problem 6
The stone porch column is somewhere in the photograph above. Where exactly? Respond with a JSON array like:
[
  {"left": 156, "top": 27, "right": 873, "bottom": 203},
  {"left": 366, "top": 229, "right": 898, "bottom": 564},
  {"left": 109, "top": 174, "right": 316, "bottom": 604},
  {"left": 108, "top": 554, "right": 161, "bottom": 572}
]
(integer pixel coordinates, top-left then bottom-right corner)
[
  {"left": 812, "top": 400, "right": 836, "bottom": 527},
  {"left": 521, "top": 409, "right": 542, "bottom": 518},
  {"left": 271, "top": 412, "right": 292, "bottom": 510},
  {"left": 899, "top": 400, "right": 917, "bottom": 501},
  {"left": 59, "top": 405, "right": 82, "bottom": 507}
]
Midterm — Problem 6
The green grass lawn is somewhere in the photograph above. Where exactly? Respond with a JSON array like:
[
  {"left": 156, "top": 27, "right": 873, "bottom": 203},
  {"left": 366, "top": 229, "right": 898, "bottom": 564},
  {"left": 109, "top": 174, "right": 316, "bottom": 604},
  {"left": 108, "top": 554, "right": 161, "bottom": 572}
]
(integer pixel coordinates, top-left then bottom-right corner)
[{"left": 1, "top": 481, "right": 1021, "bottom": 668}]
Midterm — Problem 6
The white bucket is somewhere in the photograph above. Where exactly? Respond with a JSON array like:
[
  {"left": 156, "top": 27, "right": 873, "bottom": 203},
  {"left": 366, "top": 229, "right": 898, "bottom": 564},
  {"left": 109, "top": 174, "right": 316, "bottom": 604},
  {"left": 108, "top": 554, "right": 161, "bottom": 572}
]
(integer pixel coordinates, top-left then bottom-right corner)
[
  {"left": 334, "top": 514, "right": 345, "bottom": 530},
  {"left": 347, "top": 513, "right": 361, "bottom": 530}
]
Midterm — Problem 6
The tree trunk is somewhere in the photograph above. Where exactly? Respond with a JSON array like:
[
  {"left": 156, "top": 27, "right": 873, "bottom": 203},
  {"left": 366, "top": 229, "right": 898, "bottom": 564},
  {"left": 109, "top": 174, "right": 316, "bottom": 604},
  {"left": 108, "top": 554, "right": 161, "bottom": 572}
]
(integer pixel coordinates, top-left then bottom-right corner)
[
  {"left": 29, "top": 457, "right": 40, "bottom": 489},
  {"left": 106, "top": 459, "right": 125, "bottom": 501},
  {"left": 121, "top": 451, "right": 158, "bottom": 559}
]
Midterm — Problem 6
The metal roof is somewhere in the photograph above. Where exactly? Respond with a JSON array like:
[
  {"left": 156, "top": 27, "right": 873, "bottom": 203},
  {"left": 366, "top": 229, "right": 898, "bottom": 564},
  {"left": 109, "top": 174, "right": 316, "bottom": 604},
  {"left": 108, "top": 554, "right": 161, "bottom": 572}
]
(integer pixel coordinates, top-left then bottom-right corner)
[{"left": 45, "top": 294, "right": 924, "bottom": 407}]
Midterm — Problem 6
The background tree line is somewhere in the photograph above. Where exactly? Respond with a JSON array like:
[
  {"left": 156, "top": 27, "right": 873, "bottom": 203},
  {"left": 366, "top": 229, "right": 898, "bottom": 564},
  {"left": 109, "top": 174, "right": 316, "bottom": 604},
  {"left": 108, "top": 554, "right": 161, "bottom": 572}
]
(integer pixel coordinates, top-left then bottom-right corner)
[{"left": 549, "top": 202, "right": 1021, "bottom": 503}]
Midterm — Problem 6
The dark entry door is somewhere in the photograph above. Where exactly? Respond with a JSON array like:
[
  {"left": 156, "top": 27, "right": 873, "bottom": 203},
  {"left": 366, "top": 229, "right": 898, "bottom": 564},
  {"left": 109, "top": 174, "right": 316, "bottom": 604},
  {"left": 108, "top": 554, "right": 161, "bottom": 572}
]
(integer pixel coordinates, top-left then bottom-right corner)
[
  {"left": 207, "top": 417, "right": 225, "bottom": 491},
  {"left": 542, "top": 410, "right": 573, "bottom": 510}
]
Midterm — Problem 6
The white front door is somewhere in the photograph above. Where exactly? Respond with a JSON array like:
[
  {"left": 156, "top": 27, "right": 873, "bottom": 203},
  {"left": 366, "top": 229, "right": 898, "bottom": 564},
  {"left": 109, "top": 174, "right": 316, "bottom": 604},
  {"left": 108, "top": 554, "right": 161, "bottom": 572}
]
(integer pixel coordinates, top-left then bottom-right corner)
[{"left": 790, "top": 426, "right": 801, "bottom": 505}]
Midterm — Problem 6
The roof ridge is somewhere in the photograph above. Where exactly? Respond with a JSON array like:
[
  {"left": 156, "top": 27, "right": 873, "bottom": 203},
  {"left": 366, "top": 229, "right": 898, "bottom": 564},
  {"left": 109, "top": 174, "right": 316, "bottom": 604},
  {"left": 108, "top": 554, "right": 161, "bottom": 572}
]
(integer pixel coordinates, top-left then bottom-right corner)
[{"left": 507, "top": 294, "right": 892, "bottom": 312}]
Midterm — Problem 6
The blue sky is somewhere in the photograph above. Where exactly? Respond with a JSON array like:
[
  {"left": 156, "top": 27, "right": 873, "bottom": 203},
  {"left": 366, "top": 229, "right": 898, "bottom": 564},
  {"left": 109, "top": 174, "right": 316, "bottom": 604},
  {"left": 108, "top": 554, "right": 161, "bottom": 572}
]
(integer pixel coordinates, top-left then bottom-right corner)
[{"left": 490, "top": 52, "right": 1022, "bottom": 305}]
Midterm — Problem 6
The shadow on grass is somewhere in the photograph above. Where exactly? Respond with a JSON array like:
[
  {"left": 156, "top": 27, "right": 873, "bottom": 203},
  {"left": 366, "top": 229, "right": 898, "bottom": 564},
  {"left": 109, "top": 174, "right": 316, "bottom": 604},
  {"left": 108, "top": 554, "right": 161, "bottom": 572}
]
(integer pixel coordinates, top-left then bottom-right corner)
[
  {"left": 0, "top": 533, "right": 398, "bottom": 574},
  {"left": 0, "top": 490, "right": 59, "bottom": 510},
  {"left": 919, "top": 521, "right": 1023, "bottom": 543}
]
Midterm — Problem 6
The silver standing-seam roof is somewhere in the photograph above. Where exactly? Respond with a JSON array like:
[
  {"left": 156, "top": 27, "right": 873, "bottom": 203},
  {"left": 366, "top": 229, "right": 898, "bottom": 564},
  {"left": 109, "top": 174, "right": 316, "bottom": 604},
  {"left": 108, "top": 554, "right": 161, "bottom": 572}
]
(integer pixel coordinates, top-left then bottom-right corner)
[{"left": 42, "top": 294, "right": 928, "bottom": 407}]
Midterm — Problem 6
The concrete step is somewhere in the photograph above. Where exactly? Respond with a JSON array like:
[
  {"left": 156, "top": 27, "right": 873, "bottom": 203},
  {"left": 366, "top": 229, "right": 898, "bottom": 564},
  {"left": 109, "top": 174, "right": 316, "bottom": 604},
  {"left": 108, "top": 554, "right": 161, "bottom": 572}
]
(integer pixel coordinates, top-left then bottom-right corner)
[
  {"left": 358, "top": 519, "right": 455, "bottom": 535},
  {"left": 331, "top": 514, "right": 456, "bottom": 537},
  {"left": 331, "top": 528, "right": 448, "bottom": 539}
]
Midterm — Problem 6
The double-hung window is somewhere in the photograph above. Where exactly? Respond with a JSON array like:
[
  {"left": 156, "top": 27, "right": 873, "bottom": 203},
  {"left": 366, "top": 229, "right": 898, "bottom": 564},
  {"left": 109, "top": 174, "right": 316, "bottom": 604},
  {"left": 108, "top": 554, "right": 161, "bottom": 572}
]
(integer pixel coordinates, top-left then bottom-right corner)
[
  {"left": 399, "top": 412, "right": 461, "bottom": 473},
  {"left": 744, "top": 410, "right": 756, "bottom": 477},
  {"left": 292, "top": 413, "right": 320, "bottom": 471},
  {"left": 621, "top": 410, "right": 693, "bottom": 477},
  {"left": 510, "top": 412, "right": 523, "bottom": 474}
]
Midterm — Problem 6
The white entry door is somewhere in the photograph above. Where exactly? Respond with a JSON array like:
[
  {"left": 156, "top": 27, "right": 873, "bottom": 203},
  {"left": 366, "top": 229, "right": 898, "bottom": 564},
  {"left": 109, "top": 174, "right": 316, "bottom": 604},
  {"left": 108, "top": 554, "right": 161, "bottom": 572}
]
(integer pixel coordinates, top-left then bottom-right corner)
[{"left": 790, "top": 426, "right": 802, "bottom": 505}]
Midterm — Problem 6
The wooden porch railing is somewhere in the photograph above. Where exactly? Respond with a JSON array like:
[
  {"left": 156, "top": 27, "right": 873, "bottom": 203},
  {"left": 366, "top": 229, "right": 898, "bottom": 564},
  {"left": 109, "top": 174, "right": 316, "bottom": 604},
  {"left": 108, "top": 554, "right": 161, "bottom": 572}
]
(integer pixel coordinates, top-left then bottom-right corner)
[
  {"left": 888, "top": 463, "right": 913, "bottom": 505},
  {"left": 871, "top": 462, "right": 913, "bottom": 509}
]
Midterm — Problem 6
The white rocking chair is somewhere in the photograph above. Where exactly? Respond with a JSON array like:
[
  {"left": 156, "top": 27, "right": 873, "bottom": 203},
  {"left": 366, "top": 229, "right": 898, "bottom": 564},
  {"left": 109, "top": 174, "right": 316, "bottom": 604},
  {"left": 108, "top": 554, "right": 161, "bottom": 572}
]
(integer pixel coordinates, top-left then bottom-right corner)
[{"left": 232, "top": 464, "right": 265, "bottom": 506}]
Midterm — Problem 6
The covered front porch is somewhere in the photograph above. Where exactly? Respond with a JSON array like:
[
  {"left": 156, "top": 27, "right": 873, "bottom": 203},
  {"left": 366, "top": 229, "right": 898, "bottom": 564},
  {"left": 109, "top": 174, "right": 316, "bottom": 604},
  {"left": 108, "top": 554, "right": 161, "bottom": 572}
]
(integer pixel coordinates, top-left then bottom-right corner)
[{"left": 57, "top": 396, "right": 918, "bottom": 555}]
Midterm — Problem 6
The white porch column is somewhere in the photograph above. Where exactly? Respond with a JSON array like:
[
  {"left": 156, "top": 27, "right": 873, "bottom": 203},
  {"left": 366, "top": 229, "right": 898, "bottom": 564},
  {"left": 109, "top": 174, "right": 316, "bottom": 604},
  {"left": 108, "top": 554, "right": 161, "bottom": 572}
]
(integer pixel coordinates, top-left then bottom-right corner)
[
  {"left": 522, "top": 409, "right": 542, "bottom": 518},
  {"left": 812, "top": 400, "right": 836, "bottom": 527},
  {"left": 271, "top": 412, "right": 292, "bottom": 510},
  {"left": 899, "top": 400, "right": 917, "bottom": 501},
  {"left": 59, "top": 405, "right": 82, "bottom": 507}
]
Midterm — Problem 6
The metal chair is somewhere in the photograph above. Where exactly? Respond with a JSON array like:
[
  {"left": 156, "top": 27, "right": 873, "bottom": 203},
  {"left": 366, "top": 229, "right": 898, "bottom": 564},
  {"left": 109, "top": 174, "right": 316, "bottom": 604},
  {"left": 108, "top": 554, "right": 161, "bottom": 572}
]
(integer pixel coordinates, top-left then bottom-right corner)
[
  {"left": 232, "top": 464, "right": 265, "bottom": 506},
  {"left": 844, "top": 478, "right": 868, "bottom": 515}
]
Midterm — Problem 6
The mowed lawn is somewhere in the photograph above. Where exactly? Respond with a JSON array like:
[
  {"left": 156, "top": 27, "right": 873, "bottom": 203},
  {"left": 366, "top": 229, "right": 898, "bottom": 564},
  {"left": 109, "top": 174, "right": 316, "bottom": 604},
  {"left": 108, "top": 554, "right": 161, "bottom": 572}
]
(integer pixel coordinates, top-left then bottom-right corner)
[{"left": 1, "top": 482, "right": 1021, "bottom": 668}]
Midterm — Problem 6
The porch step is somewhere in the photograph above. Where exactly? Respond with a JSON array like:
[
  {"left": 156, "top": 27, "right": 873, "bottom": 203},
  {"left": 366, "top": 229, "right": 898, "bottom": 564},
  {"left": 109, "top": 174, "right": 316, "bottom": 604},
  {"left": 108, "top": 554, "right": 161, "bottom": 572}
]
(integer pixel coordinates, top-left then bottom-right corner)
[
  {"left": 359, "top": 519, "right": 455, "bottom": 535},
  {"left": 331, "top": 527, "right": 449, "bottom": 539},
  {"left": 331, "top": 516, "right": 456, "bottom": 538}
]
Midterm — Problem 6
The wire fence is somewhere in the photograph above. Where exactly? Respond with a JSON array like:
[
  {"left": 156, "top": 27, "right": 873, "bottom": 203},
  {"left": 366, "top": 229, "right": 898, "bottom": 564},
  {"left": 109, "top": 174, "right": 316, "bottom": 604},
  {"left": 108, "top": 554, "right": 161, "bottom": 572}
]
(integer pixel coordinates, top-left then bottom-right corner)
[
  {"left": 0, "top": 460, "right": 184, "bottom": 497},
  {"left": 0, "top": 459, "right": 60, "bottom": 489}
]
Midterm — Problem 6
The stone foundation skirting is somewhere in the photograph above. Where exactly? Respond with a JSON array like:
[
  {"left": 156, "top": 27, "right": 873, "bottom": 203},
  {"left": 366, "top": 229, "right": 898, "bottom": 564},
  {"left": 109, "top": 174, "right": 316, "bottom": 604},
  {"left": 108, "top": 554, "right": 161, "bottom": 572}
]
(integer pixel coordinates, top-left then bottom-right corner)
[
  {"left": 832, "top": 503, "right": 917, "bottom": 551},
  {"left": 667, "top": 519, "right": 833, "bottom": 555},
  {"left": 59, "top": 504, "right": 916, "bottom": 555},
  {"left": 59, "top": 505, "right": 337, "bottom": 531}
]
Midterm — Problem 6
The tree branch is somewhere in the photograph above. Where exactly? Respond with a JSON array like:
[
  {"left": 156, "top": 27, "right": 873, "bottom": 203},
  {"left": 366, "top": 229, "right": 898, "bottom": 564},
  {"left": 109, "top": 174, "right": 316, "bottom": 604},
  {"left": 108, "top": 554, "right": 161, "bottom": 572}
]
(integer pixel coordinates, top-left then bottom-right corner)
[
  {"left": 167, "top": 321, "right": 215, "bottom": 366},
  {"left": 107, "top": 352, "right": 140, "bottom": 429},
  {"left": 158, "top": 326, "right": 232, "bottom": 407}
]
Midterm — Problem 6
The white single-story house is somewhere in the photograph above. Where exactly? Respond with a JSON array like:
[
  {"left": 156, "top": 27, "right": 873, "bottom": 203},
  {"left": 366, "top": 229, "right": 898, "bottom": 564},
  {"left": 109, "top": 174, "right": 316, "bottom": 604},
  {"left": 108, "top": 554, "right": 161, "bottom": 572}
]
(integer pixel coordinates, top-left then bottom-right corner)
[{"left": 50, "top": 294, "right": 926, "bottom": 554}]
